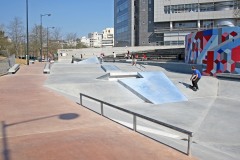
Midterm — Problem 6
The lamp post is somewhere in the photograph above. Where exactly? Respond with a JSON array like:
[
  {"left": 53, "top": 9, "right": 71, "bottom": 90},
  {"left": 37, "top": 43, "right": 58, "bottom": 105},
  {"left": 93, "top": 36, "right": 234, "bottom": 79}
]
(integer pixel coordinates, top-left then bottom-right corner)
[
  {"left": 40, "top": 13, "right": 51, "bottom": 62},
  {"left": 26, "top": 0, "right": 29, "bottom": 65},
  {"left": 47, "top": 27, "right": 55, "bottom": 62}
]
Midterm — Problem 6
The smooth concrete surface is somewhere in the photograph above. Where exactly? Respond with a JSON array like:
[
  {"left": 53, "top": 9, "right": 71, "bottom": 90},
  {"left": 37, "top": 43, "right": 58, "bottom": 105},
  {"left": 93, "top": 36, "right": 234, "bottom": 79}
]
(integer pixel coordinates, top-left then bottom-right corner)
[
  {"left": 0, "top": 62, "right": 196, "bottom": 160},
  {"left": 119, "top": 72, "right": 187, "bottom": 104},
  {"left": 44, "top": 61, "right": 240, "bottom": 160}
]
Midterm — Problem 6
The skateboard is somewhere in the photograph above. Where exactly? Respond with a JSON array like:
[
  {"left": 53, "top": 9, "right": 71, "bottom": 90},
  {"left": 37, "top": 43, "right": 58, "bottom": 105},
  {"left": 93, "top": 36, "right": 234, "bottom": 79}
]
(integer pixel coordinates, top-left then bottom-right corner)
[{"left": 189, "top": 85, "right": 197, "bottom": 91}]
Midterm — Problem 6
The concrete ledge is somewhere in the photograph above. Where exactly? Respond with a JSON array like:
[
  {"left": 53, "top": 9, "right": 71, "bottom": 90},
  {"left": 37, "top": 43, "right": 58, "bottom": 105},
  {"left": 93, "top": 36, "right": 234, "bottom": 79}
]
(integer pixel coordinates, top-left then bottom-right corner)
[
  {"left": 8, "top": 64, "right": 20, "bottom": 74},
  {"left": 216, "top": 73, "right": 240, "bottom": 80},
  {"left": 43, "top": 63, "right": 51, "bottom": 74},
  {"left": 119, "top": 60, "right": 202, "bottom": 74}
]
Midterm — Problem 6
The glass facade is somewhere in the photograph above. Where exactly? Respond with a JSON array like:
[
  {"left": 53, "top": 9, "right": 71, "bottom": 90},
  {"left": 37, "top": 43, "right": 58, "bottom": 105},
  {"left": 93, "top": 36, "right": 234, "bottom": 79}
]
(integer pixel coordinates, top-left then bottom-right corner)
[
  {"left": 114, "top": 0, "right": 132, "bottom": 47},
  {"left": 164, "top": 1, "right": 239, "bottom": 14}
]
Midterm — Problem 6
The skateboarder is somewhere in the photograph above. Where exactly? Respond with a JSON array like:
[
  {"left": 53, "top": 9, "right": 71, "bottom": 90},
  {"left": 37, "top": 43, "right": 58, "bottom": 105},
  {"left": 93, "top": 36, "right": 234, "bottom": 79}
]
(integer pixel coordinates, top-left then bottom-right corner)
[{"left": 190, "top": 66, "right": 201, "bottom": 91}]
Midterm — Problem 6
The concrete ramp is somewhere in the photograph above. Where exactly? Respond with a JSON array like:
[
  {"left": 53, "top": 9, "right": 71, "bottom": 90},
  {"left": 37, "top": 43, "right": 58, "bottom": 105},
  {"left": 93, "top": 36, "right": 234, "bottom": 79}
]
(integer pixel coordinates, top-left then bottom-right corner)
[
  {"left": 118, "top": 72, "right": 188, "bottom": 104},
  {"left": 97, "top": 72, "right": 140, "bottom": 81},
  {"left": 74, "top": 56, "right": 99, "bottom": 64},
  {"left": 101, "top": 65, "right": 122, "bottom": 72}
]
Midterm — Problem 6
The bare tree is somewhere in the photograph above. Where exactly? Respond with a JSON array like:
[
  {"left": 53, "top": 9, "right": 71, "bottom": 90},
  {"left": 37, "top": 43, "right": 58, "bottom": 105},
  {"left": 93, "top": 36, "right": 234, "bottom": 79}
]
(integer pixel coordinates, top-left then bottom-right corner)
[
  {"left": 47, "top": 28, "right": 63, "bottom": 59},
  {"left": 65, "top": 32, "right": 77, "bottom": 48},
  {"left": 52, "top": 27, "right": 62, "bottom": 40},
  {"left": 29, "top": 24, "right": 41, "bottom": 59},
  {"left": 8, "top": 17, "right": 25, "bottom": 58},
  {"left": 0, "top": 30, "right": 11, "bottom": 54}
]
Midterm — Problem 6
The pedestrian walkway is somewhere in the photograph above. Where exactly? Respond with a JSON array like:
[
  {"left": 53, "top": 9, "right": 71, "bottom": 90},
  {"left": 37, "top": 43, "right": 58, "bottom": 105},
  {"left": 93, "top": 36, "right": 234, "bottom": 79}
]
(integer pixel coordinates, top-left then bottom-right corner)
[{"left": 0, "top": 62, "right": 196, "bottom": 160}]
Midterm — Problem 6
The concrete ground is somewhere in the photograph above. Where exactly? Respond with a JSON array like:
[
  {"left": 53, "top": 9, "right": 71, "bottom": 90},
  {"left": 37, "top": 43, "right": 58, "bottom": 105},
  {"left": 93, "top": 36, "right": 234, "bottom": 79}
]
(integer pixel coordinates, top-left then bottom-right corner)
[
  {"left": 0, "top": 62, "right": 196, "bottom": 160},
  {"left": 44, "top": 61, "right": 240, "bottom": 160}
]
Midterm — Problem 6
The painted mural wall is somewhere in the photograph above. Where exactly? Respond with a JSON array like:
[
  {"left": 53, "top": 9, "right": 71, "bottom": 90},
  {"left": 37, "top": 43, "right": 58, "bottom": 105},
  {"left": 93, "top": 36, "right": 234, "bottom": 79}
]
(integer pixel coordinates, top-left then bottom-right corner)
[{"left": 185, "top": 27, "right": 240, "bottom": 76}]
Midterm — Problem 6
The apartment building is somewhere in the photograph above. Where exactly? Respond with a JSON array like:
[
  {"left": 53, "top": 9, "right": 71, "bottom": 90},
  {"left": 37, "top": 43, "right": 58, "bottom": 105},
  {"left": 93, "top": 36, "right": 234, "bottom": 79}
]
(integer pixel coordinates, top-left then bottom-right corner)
[
  {"left": 80, "top": 28, "right": 114, "bottom": 48},
  {"left": 114, "top": 0, "right": 240, "bottom": 47},
  {"left": 102, "top": 28, "right": 114, "bottom": 47}
]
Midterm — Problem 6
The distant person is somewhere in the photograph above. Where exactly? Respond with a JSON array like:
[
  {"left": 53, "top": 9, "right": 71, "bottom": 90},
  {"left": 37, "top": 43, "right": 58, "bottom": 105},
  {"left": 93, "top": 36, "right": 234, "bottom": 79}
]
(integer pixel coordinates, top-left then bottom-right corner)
[
  {"left": 71, "top": 55, "right": 74, "bottom": 63},
  {"left": 131, "top": 54, "right": 135, "bottom": 65},
  {"left": 142, "top": 54, "right": 147, "bottom": 61},
  {"left": 132, "top": 54, "right": 138, "bottom": 66},
  {"left": 113, "top": 52, "right": 116, "bottom": 62},
  {"left": 135, "top": 54, "right": 138, "bottom": 65},
  {"left": 127, "top": 50, "right": 130, "bottom": 59},
  {"left": 190, "top": 66, "right": 201, "bottom": 91},
  {"left": 99, "top": 53, "right": 104, "bottom": 64}
]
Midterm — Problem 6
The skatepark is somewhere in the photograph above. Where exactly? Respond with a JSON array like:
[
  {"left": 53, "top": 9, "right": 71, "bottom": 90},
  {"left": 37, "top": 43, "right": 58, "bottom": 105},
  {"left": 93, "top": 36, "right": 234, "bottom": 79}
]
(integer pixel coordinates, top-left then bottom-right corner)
[
  {"left": 0, "top": 58, "right": 239, "bottom": 160},
  {"left": 44, "top": 57, "right": 240, "bottom": 160}
]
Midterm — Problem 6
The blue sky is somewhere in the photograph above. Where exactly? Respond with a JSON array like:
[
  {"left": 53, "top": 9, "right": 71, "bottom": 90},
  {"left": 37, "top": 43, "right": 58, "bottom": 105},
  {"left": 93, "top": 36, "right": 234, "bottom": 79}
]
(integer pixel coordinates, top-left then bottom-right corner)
[{"left": 0, "top": 0, "right": 114, "bottom": 38}]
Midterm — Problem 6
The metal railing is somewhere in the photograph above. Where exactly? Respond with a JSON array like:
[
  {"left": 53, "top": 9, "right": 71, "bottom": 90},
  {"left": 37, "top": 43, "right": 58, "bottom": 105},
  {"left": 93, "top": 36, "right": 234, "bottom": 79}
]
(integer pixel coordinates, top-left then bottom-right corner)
[{"left": 79, "top": 93, "right": 193, "bottom": 156}]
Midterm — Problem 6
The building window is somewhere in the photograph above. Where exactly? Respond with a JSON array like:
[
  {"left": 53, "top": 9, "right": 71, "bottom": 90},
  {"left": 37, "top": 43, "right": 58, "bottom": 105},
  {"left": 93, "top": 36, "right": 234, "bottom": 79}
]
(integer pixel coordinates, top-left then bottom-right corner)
[
  {"left": 164, "top": 2, "right": 238, "bottom": 14},
  {"left": 117, "top": 1, "right": 128, "bottom": 13},
  {"left": 174, "top": 21, "right": 197, "bottom": 28},
  {"left": 200, "top": 3, "right": 214, "bottom": 12}
]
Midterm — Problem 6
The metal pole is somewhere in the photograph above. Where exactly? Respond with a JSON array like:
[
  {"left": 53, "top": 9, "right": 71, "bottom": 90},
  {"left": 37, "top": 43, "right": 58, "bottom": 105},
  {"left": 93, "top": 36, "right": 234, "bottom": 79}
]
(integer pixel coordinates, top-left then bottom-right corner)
[
  {"left": 187, "top": 135, "right": 192, "bottom": 156},
  {"left": 26, "top": 0, "right": 29, "bottom": 65},
  {"left": 80, "top": 94, "right": 82, "bottom": 105},
  {"left": 80, "top": 96, "right": 82, "bottom": 105},
  {"left": 101, "top": 102, "right": 104, "bottom": 116},
  {"left": 40, "top": 14, "right": 51, "bottom": 62},
  {"left": 47, "top": 27, "right": 48, "bottom": 62},
  {"left": 40, "top": 15, "right": 42, "bottom": 62},
  {"left": 133, "top": 115, "right": 136, "bottom": 131}
]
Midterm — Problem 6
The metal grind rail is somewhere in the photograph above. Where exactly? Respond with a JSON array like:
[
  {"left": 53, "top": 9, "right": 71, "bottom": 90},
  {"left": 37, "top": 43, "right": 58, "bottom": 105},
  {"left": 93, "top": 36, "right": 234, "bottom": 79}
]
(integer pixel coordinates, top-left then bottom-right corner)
[{"left": 79, "top": 93, "right": 193, "bottom": 156}]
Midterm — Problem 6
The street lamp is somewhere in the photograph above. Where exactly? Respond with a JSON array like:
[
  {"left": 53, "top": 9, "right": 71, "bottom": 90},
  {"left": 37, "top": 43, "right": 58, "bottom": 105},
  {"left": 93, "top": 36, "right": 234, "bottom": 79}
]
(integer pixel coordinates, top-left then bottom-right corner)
[
  {"left": 26, "top": 0, "right": 29, "bottom": 65},
  {"left": 47, "top": 27, "right": 55, "bottom": 62},
  {"left": 40, "top": 13, "right": 51, "bottom": 62}
]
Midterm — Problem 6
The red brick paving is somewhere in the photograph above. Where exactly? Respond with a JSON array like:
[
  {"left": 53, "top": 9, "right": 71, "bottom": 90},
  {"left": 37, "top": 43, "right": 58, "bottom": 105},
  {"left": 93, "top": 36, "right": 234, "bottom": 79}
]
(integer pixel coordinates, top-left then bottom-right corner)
[{"left": 0, "top": 62, "right": 197, "bottom": 160}]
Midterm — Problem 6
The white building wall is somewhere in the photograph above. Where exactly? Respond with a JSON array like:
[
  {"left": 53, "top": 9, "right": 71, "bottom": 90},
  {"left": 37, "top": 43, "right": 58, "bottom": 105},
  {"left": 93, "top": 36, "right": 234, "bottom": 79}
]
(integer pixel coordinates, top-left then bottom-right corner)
[
  {"left": 102, "top": 28, "right": 114, "bottom": 47},
  {"left": 80, "top": 36, "right": 90, "bottom": 47},
  {"left": 88, "top": 32, "right": 102, "bottom": 48}
]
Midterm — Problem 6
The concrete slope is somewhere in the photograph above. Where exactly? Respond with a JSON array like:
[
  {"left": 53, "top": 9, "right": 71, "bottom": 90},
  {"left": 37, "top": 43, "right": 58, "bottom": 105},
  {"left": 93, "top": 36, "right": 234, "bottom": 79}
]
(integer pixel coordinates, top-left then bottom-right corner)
[
  {"left": 119, "top": 71, "right": 188, "bottom": 104},
  {"left": 74, "top": 56, "right": 99, "bottom": 64}
]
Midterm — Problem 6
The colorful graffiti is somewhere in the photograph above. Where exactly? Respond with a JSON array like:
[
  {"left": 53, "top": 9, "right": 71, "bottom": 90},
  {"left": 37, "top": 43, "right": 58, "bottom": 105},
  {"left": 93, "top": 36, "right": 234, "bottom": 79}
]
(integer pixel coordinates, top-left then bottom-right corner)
[{"left": 185, "top": 27, "right": 240, "bottom": 76}]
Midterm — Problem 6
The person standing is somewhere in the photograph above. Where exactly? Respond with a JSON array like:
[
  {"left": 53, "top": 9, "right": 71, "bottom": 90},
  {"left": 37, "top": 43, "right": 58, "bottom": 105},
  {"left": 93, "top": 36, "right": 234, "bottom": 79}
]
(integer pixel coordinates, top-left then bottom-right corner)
[
  {"left": 113, "top": 52, "right": 116, "bottom": 62},
  {"left": 190, "top": 66, "right": 201, "bottom": 90},
  {"left": 100, "top": 53, "right": 104, "bottom": 64}
]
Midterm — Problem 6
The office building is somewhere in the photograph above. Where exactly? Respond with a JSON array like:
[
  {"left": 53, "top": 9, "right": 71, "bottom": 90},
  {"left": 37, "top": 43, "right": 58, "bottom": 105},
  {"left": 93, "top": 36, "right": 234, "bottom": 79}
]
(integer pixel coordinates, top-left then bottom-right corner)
[{"left": 114, "top": 0, "right": 240, "bottom": 47}]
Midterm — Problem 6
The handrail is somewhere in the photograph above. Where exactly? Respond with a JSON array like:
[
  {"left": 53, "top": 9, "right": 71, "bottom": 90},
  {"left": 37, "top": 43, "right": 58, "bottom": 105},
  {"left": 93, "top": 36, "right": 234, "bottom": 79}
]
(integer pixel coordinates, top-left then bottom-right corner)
[{"left": 79, "top": 93, "right": 193, "bottom": 156}]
